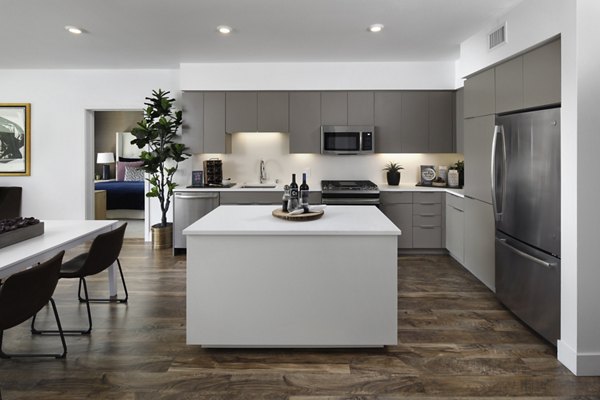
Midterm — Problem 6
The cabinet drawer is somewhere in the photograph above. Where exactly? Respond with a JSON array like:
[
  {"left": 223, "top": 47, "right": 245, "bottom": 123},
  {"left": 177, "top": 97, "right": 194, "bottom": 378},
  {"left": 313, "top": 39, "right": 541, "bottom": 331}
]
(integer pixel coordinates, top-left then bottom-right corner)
[
  {"left": 380, "top": 191, "right": 413, "bottom": 205},
  {"left": 413, "top": 192, "right": 442, "bottom": 204},
  {"left": 446, "top": 193, "right": 464, "bottom": 211},
  {"left": 413, "top": 226, "right": 442, "bottom": 248},
  {"left": 413, "top": 214, "right": 442, "bottom": 227},
  {"left": 413, "top": 203, "right": 441, "bottom": 216}
]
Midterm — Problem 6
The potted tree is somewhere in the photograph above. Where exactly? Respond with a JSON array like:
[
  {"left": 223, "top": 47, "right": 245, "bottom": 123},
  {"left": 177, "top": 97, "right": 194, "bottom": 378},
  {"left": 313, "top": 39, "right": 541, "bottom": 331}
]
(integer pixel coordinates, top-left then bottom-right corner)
[
  {"left": 131, "top": 89, "right": 189, "bottom": 249},
  {"left": 383, "top": 162, "right": 404, "bottom": 186}
]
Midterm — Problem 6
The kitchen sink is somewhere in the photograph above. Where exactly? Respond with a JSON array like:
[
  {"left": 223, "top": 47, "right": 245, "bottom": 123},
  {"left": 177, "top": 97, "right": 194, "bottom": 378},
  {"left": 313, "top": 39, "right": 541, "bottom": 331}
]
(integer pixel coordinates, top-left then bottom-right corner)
[{"left": 240, "top": 183, "right": 278, "bottom": 189}]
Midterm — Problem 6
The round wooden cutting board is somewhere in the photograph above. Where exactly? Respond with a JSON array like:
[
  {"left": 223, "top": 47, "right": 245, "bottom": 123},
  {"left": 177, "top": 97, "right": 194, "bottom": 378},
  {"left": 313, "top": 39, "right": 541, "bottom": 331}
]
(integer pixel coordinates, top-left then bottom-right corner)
[{"left": 272, "top": 208, "right": 324, "bottom": 221}]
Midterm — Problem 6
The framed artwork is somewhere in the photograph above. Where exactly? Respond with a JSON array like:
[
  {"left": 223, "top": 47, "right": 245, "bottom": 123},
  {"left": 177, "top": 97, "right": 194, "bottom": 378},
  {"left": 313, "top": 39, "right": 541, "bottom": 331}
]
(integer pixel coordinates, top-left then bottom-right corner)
[{"left": 0, "top": 103, "right": 31, "bottom": 176}]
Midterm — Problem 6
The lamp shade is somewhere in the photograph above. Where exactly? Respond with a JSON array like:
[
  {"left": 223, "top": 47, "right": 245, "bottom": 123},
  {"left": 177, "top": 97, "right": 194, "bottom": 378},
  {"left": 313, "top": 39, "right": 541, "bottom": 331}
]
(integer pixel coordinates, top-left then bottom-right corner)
[{"left": 96, "top": 152, "right": 115, "bottom": 164}]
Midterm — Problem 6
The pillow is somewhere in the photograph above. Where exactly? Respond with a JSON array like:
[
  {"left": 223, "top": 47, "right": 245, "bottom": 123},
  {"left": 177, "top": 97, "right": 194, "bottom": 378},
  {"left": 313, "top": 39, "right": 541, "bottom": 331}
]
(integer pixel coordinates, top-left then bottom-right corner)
[
  {"left": 119, "top": 156, "right": 142, "bottom": 162},
  {"left": 116, "top": 161, "right": 143, "bottom": 181},
  {"left": 124, "top": 166, "right": 145, "bottom": 181}
]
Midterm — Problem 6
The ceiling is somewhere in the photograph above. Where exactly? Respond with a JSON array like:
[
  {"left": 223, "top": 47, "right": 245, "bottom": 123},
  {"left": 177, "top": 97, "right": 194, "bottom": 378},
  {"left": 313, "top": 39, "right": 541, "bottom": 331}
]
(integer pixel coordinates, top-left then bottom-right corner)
[{"left": 1, "top": 0, "right": 524, "bottom": 69}]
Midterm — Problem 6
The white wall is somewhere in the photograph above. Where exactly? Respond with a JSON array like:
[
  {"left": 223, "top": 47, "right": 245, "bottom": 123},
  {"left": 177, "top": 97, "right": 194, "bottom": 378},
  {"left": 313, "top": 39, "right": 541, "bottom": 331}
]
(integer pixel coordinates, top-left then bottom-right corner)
[
  {"left": 0, "top": 69, "right": 179, "bottom": 235},
  {"left": 459, "top": 0, "right": 600, "bottom": 376},
  {"left": 181, "top": 61, "right": 456, "bottom": 90}
]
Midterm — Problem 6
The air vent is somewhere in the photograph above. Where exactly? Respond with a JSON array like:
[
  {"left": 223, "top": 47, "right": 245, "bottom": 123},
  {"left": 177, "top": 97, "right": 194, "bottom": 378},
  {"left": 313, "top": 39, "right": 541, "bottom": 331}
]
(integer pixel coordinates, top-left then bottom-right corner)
[{"left": 489, "top": 23, "right": 507, "bottom": 49}]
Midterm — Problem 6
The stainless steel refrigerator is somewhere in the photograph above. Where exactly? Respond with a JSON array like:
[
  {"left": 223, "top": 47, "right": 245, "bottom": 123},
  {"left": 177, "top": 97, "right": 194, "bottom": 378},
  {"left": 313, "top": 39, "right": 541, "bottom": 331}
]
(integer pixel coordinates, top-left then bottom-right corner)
[{"left": 492, "top": 107, "right": 561, "bottom": 345}]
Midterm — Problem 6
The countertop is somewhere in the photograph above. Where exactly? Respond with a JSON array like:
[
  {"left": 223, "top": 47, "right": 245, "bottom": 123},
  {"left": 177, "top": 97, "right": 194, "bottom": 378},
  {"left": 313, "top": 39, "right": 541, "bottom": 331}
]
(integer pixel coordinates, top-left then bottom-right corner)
[
  {"left": 183, "top": 205, "right": 401, "bottom": 236},
  {"left": 174, "top": 182, "right": 464, "bottom": 197}
]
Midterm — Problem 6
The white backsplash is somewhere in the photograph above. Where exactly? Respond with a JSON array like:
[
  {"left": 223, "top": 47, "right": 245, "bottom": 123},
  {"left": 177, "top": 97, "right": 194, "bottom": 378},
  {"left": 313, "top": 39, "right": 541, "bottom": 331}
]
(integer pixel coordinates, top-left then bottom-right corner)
[{"left": 175, "top": 132, "right": 462, "bottom": 187}]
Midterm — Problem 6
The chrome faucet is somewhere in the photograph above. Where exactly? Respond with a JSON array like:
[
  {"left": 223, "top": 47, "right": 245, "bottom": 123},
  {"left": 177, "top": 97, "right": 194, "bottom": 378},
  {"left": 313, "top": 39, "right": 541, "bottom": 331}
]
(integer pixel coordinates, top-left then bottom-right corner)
[{"left": 259, "top": 159, "right": 267, "bottom": 183}]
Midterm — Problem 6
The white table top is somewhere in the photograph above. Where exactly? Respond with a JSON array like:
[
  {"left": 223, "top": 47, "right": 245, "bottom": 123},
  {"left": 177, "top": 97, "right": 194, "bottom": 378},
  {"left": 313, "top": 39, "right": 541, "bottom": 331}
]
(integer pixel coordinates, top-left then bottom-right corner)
[
  {"left": 183, "top": 205, "right": 401, "bottom": 236},
  {"left": 0, "top": 220, "right": 119, "bottom": 279}
]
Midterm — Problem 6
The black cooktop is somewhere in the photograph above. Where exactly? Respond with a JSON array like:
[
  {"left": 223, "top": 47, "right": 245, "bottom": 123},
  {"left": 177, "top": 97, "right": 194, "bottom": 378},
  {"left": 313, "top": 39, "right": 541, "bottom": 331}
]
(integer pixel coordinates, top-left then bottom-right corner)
[{"left": 321, "top": 180, "right": 379, "bottom": 192}]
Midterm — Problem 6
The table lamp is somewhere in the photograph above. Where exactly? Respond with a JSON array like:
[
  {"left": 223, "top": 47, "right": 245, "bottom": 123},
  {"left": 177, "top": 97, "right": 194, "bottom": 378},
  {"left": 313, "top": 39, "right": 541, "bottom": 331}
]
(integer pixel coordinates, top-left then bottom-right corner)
[{"left": 97, "top": 152, "right": 115, "bottom": 180}]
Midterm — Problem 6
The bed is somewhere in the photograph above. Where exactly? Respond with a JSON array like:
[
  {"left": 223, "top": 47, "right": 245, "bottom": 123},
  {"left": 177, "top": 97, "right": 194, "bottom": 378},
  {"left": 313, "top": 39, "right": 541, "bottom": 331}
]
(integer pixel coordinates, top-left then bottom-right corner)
[{"left": 95, "top": 132, "right": 145, "bottom": 220}]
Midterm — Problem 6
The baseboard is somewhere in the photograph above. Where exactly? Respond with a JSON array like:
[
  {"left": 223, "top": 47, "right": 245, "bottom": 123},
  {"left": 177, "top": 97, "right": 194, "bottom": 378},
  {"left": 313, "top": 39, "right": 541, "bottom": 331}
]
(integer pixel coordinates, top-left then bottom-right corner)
[
  {"left": 558, "top": 340, "right": 600, "bottom": 376},
  {"left": 397, "top": 249, "right": 448, "bottom": 256}
]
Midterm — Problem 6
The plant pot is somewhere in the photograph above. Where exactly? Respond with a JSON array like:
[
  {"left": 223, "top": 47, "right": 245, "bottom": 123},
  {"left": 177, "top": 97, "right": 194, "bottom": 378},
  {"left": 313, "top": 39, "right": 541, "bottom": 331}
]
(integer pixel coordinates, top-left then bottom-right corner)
[
  {"left": 386, "top": 171, "right": 401, "bottom": 186},
  {"left": 152, "top": 223, "right": 173, "bottom": 250},
  {"left": 459, "top": 171, "right": 464, "bottom": 187}
]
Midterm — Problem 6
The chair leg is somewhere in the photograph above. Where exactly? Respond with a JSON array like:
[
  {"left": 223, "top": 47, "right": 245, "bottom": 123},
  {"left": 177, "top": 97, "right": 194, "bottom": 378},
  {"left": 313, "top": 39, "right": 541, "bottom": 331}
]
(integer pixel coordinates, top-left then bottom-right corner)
[
  {"left": 1, "top": 298, "right": 67, "bottom": 359},
  {"left": 78, "top": 259, "right": 129, "bottom": 303},
  {"left": 32, "top": 280, "right": 92, "bottom": 335}
]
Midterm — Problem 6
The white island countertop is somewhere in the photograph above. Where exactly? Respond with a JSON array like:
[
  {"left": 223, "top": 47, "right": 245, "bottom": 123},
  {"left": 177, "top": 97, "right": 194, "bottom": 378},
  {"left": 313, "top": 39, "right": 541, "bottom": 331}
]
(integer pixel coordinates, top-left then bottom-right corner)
[{"left": 183, "top": 205, "right": 401, "bottom": 236}]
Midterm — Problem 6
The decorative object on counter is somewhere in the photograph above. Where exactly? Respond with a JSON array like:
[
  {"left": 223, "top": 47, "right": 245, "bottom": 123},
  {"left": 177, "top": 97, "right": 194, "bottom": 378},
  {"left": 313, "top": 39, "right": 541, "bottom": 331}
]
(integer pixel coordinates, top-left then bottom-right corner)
[
  {"left": 203, "top": 158, "right": 223, "bottom": 186},
  {"left": 438, "top": 166, "right": 448, "bottom": 183},
  {"left": 420, "top": 165, "right": 436, "bottom": 186},
  {"left": 0, "top": 103, "right": 31, "bottom": 176},
  {"left": 191, "top": 170, "right": 204, "bottom": 187},
  {"left": 448, "top": 169, "right": 460, "bottom": 188},
  {"left": 131, "top": 89, "right": 189, "bottom": 249},
  {"left": 432, "top": 177, "right": 447, "bottom": 187},
  {"left": 0, "top": 217, "right": 44, "bottom": 249},
  {"left": 450, "top": 160, "right": 464, "bottom": 187},
  {"left": 383, "top": 162, "right": 403, "bottom": 186},
  {"left": 272, "top": 207, "right": 324, "bottom": 221},
  {"left": 282, "top": 185, "right": 290, "bottom": 212},
  {"left": 287, "top": 174, "right": 299, "bottom": 211}
]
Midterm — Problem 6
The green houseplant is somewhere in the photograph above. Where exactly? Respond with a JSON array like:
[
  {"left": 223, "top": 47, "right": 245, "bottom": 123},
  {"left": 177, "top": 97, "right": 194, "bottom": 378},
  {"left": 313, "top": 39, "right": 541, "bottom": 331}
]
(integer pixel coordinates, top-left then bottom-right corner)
[
  {"left": 383, "top": 162, "right": 404, "bottom": 186},
  {"left": 131, "top": 89, "right": 189, "bottom": 249}
]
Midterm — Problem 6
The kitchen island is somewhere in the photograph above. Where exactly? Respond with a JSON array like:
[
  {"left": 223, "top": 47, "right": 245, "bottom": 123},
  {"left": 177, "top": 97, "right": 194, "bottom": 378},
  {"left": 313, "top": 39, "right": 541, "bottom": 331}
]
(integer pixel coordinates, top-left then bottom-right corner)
[{"left": 183, "top": 205, "right": 400, "bottom": 347}]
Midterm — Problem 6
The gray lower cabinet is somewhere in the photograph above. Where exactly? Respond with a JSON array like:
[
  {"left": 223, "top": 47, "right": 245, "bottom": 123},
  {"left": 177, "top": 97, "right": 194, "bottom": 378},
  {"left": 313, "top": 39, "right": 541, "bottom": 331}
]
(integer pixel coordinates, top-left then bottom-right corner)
[
  {"left": 257, "top": 92, "right": 289, "bottom": 132},
  {"left": 445, "top": 193, "right": 464, "bottom": 263},
  {"left": 348, "top": 91, "right": 374, "bottom": 125},
  {"left": 412, "top": 192, "right": 442, "bottom": 248},
  {"left": 220, "top": 191, "right": 320, "bottom": 205},
  {"left": 289, "top": 92, "right": 321, "bottom": 153},
  {"left": 181, "top": 91, "right": 204, "bottom": 154},
  {"left": 495, "top": 56, "right": 524, "bottom": 113},
  {"left": 464, "top": 68, "right": 495, "bottom": 118},
  {"left": 524, "top": 39, "right": 561, "bottom": 108},
  {"left": 455, "top": 88, "right": 464, "bottom": 153},
  {"left": 203, "top": 92, "right": 230, "bottom": 154},
  {"left": 401, "top": 92, "right": 429, "bottom": 153},
  {"left": 463, "top": 196, "right": 495, "bottom": 291},
  {"left": 379, "top": 192, "right": 413, "bottom": 248},
  {"left": 226, "top": 92, "right": 258, "bottom": 133},
  {"left": 374, "top": 91, "right": 402, "bottom": 153},
  {"left": 464, "top": 115, "right": 494, "bottom": 204},
  {"left": 321, "top": 92, "right": 348, "bottom": 125},
  {"left": 429, "top": 91, "right": 455, "bottom": 153}
]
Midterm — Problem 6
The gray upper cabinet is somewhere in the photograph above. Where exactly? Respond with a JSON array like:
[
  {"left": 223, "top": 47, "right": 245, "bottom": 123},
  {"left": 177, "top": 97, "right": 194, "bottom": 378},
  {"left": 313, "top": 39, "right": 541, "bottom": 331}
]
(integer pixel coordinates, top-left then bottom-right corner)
[
  {"left": 226, "top": 92, "right": 257, "bottom": 133},
  {"left": 374, "top": 91, "right": 402, "bottom": 153},
  {"left": 204, "top": 92, "right": 230, "bottom": 154},
  {"left": 257, "top": 91, "right": 289, "bottom": 132},
  {"left": 429, "top": 91, "right": 454, "bottom": 153},
  {"left": 321, "top": 92, "right": 348, "bottom": 125},
  {"left": 181, "top": 91, "right": 204, "bottom": 154},
  {"left": 464, "top": 68, "right": 495, "bottom": 118},
  {"left": 523, "top": 39, "right": 561, "bottom": 108},
  {"left": 463, "top": 115, "right": 495, "bottom": 204},
  {"left": 289, "top": 92, "right": 321, "bottom": 153},
  {"left": 495, "top": 56, "right": 524, "bottom": 113},
  {"left": 348, "top": 91, "right": 374, "bottom": 125},
  {"left": 455, "top": 88, "right": 464, "bottom": 153},
  {"left": 401, "top": 92, "right": 429, "bottom": 153}
]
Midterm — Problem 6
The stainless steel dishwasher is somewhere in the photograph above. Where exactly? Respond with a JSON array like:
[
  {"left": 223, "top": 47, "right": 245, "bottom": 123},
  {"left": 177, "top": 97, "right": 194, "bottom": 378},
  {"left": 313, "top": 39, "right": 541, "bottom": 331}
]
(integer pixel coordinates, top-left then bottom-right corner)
[{"left": 173, "top": 191, "right": 219, "bottom": 254}]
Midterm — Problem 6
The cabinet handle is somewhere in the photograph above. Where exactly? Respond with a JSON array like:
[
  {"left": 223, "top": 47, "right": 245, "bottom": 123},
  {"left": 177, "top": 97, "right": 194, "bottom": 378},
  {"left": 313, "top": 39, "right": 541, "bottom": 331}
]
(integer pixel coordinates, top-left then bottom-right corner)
[
  {"left": 419, "top": 202, "right": 437, "bottom": 205},
  {"left": 417, "top": 225, "right": 436, "bottom": 229},
  {"left": 448, "top": 205, "right": 464, "bottom": 212},
  {"left": 417, "top": 213, "right": 436, "bottom": 217},
  {"left": 496, "top": 238, "right": 556, "bottom": 268}
]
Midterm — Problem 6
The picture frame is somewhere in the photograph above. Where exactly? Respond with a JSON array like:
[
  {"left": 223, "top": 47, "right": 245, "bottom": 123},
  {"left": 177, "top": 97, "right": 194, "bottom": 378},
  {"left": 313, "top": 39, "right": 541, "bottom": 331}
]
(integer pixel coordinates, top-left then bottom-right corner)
[{"left": 0, "top": 103, "right": 31, "bottom": 176}]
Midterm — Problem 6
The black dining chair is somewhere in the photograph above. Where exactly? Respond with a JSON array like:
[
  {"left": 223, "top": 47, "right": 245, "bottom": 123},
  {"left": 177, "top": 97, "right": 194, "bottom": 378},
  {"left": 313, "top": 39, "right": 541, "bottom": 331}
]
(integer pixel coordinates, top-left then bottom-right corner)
[
  {"left": 32, "top": 223, "right": 128, "bottom": 335},
  {"left": 0, "top": 251, "right": 67, "bottom": 359}
]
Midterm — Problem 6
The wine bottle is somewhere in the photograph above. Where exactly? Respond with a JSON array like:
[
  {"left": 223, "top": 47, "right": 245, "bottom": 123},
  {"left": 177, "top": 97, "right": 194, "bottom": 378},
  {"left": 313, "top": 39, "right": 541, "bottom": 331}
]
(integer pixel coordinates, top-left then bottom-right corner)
[
  {"left": 287, "top": 174, "right": 299, "bottom": 211},
  {"left": 299, "top": 173, "right": 309, "bottom": 212}
]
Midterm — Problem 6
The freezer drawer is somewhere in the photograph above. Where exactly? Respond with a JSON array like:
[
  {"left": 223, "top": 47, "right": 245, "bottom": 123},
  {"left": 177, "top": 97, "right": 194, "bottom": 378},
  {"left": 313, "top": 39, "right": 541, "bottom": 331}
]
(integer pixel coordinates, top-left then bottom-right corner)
[{"left": 495, "top": 231, "right": 560, "bottom": 345}]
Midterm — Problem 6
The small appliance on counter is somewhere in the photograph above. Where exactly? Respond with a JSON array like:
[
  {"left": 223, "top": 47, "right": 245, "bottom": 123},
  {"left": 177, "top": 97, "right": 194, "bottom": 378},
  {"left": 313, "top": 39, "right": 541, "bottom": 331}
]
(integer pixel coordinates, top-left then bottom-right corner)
[{"left": 203, "top": 159, "right": 223, "bottom": 186}]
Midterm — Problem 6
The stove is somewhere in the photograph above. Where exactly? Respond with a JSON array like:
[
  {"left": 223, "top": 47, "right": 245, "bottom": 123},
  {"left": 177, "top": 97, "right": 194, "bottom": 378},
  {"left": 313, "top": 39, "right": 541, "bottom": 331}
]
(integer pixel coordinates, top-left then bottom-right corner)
[{"left": 320, "top": 180, "right": 380, "bottom": 205}]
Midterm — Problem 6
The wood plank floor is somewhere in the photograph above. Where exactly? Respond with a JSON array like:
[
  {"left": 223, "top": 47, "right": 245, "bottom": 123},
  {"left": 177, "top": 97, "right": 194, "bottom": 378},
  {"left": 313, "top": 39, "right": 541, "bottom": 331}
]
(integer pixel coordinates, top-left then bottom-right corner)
[{"left": 1, "top": 239, "right": 599, "bottom": 399}]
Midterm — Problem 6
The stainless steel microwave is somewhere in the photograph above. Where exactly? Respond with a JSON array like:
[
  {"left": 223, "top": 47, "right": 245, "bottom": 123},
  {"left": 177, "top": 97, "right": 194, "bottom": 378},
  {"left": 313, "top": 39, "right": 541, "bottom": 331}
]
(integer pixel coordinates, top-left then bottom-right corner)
[{"left": 320, "top": 125, "right": 375, "bottom": 155}]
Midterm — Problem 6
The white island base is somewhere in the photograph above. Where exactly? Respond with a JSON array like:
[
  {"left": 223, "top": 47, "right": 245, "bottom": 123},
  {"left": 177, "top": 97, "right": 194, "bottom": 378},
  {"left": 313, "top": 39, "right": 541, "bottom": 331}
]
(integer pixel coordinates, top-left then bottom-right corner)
[{"left": 184, "top": 205, "right": 400, "bottom": 347}]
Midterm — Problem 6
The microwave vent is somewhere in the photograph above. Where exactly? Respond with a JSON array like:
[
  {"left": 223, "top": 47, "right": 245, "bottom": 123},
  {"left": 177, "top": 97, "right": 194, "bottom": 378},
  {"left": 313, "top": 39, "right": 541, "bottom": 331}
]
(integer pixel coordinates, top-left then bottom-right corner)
[{"left": 489, "top": 23, "right": 507, "bottom": 49}]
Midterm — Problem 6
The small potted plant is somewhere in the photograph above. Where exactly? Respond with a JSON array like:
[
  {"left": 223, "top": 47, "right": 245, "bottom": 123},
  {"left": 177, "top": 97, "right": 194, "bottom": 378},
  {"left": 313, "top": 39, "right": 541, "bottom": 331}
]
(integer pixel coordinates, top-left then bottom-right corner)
[{"left": 383, "top": 162, "right": 404, "bottom": 186}]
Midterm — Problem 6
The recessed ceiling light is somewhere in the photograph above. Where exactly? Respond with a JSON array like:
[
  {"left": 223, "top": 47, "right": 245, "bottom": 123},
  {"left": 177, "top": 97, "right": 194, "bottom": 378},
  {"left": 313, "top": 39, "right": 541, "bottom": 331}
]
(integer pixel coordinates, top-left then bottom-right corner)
[
  {"left": 217, "top": 25, "right": 232, "bottom": 34},
  {"left": 65, "top": 25, "right": 83, "bottom": 35},
  {"left": 368, "top": 24, "right": 384, "bottom": 33}
]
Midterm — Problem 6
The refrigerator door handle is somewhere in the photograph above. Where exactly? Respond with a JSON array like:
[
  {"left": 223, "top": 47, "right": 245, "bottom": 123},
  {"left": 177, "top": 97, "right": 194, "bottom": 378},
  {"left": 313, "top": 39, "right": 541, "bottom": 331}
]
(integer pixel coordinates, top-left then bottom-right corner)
[
  {"left": 496, "top": 238, "right": 556, "bottom": 269},
  {"left": 491, "top": 124, "right": 506, "bottom": 221}
]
